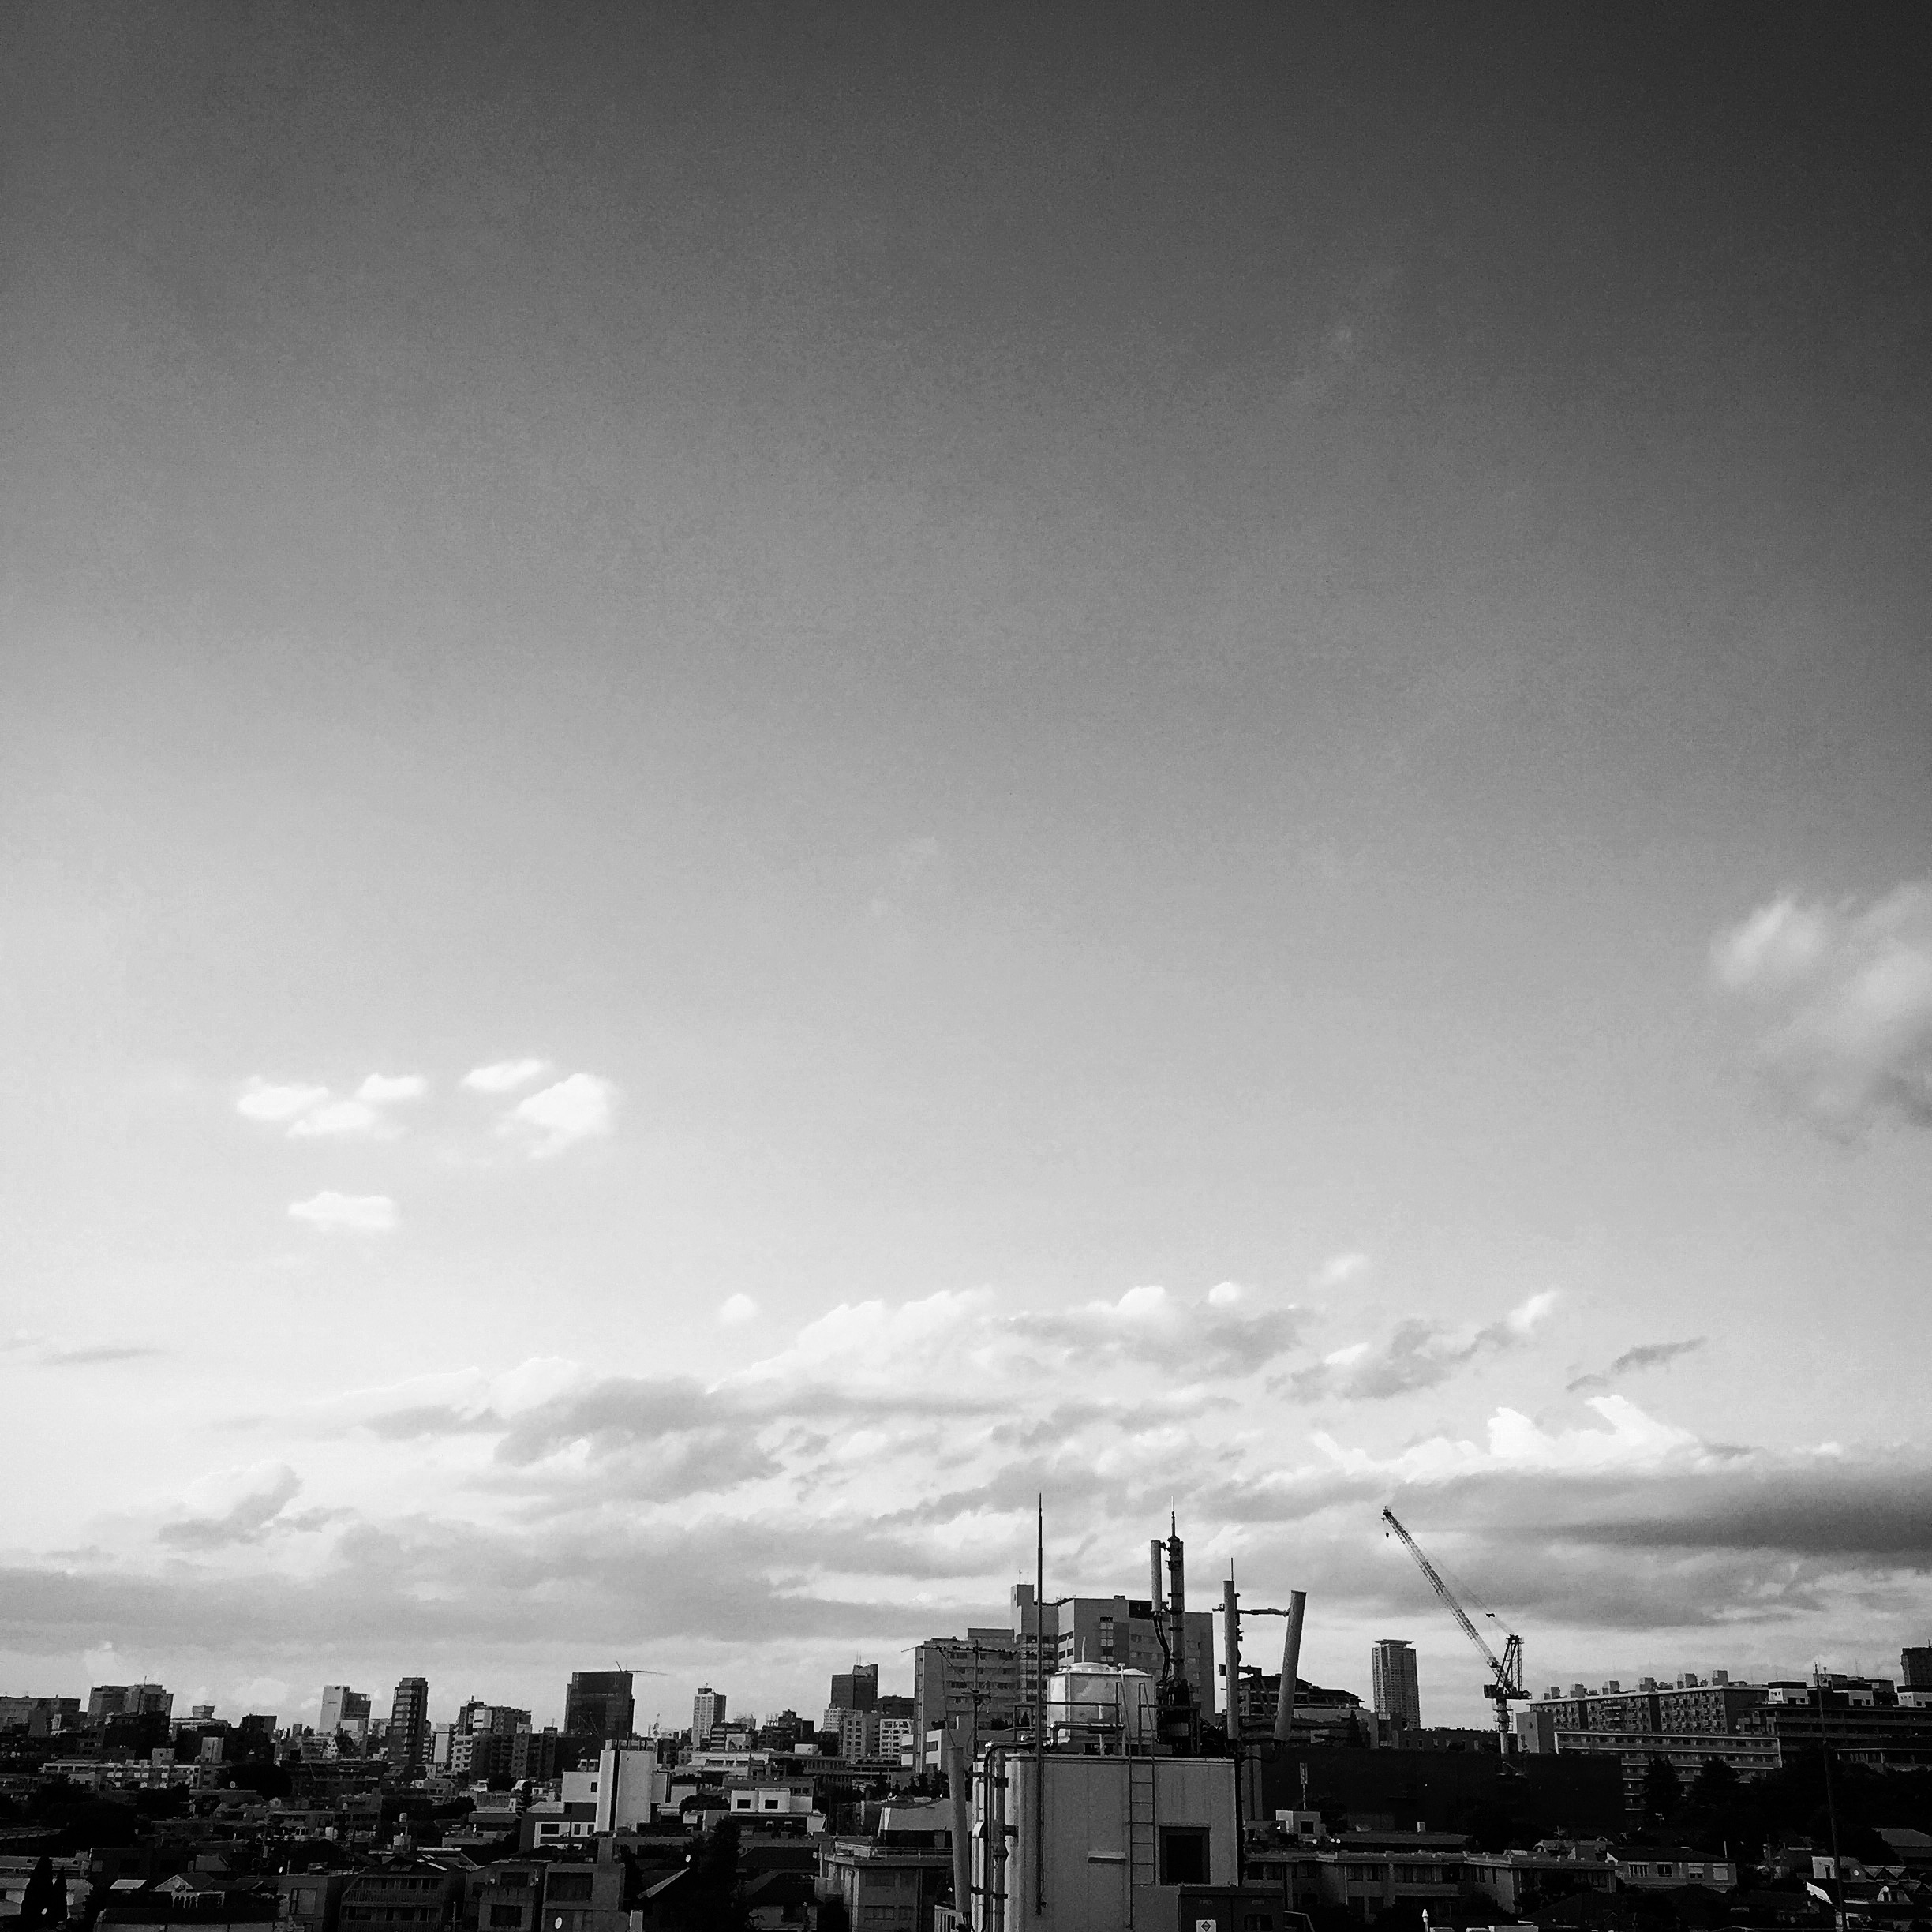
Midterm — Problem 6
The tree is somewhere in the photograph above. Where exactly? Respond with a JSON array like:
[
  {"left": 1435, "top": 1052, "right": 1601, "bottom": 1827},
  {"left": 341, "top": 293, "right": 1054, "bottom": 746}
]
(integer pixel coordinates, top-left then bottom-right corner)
[
  {"left": 15, "top": 1857, "right": 58, "bottom": 1930},
  {"left": 1687, "top": 1758, "right": 1738, "bottom": 1810},
  {"left": 1642, "top": 1756, "right": 1682, "bottom": 1824}
]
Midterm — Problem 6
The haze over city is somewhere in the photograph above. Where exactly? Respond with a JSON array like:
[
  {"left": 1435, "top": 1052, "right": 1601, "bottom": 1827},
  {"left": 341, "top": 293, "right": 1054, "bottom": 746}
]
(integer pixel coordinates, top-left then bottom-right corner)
[{"left": 3, "top": 3, "right": 1930, "bottom": 1742}]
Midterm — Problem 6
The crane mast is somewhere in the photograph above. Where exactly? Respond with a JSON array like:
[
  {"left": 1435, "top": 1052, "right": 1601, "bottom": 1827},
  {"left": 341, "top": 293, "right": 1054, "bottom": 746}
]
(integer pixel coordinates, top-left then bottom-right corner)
[{"left": 1381, "top": 1506, "right": 1526, "bottom": 1750}]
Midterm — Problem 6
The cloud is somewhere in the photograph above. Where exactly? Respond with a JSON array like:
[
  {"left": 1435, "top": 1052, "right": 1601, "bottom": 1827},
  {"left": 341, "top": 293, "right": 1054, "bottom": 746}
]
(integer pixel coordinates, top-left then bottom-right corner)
[
  {"left": 504, "top": 1073, "right": 617, "bottom": 1155},
  {"left": 462, "top": 1058, "right": 552, "bottom": 1093},
  {"left": 1713, "top": 880, "right": 1932, "bottom": 1134},
  {"left": 41, "top": 1343, "right": 165, "bottom": 1367},
  {"left": 159, "top": 1464, "right": 305, "bottom": 1549},
  {"left": 1568, "top": 1337, "right": 1705, "bottom": 1394},
  {"left": 1290, "top": 1291, "right": 1557, "bottom": 1401},
  {"left": 236, "top": 1079, "right": 329, "bottom": 1123},
  {"left": 287, "top": 1099, "right": 384, "bottom": 1138},
  {"left": 287, "top": 1191, "right": 397, "bottom": 1234},
  {"left": 1312, "top": 1252, "right": 1370, "bottom": 1290},
  {"left": 356, "top": 1073, "right": 427, "bottom": 1103},
  {"left": 719, "top": 1294, "right": 758, "bottom": 1326}
]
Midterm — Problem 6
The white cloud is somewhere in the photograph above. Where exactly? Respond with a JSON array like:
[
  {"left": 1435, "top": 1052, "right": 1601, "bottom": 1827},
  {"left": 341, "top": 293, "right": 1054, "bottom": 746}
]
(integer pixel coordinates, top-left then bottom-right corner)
[
  {"left": 1315, "top": 1394, "right": 1702, "bottom": 1483},
  {"left": 1506, "top": 1290, "right": 1559, "bottom": 1335},
  {"left": 1713, "top": 881, "right": 1932, "bottom": 1133},
  {"left": 287, "top": 1191, "right": 397, "bottom": 1234},
  {"left": 718, "top": 1294, "right": 759, "bottom": 1326},
  {"left": 1208, "top": 1281, "right": 1243, "bottom": 1308},
  {"left": 287, "top": 1099, "right": 384, "bottom": 1139},
  {"left": 236, "top": 1079, "right": 329, "bottom": 1123},
  {"left": 505, "top": 1073, "right": 618, "bottom": 1155},
  {"left": 463, "top": 1058, "right": 552, "bottom": 1094},
  {"left": 356, "top": 1073, "right": 428, "bottom": 1103},
  {"left": 1312, "top": 1251, "right": 1370, "bottom": 1290}
]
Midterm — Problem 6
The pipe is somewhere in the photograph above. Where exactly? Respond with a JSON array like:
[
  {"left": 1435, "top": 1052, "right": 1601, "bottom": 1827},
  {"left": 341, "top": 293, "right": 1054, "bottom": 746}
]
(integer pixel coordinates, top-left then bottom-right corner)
[
  {"left": 1272, "top": 1590, "right": 1306, "bottom": 1747},
  {"left": 946, "top": 1727, "right": 972, "bottom": 1926}
]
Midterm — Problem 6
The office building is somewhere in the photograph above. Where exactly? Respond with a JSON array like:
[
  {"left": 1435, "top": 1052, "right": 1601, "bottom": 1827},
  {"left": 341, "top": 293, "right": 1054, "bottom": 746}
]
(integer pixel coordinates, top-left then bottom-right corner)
[
  {"left": 319, "top": 1686, "right": 371, "bottom": 1741},
  {"left": 1903, "top": 1647, "right": 1932, "bottom": 1692},
  {"left": 387, "top": 1677, "right": 429, "bottom": 1771},
  {"left": 1371, "top": 1641, "right": 1421, "bottom": 1733},
  {"left": 563, "top": 1671, "right": 635, "bottom": 1742},
  {"left": 88, "top": 1684, "right": 173, "bottom": 1723},
  {"left": 829, "top": 1664, "right": 878, "bottom": 1713},
  {"left": 692, "top": 1686, "right": 727, "bottom": 1741}
]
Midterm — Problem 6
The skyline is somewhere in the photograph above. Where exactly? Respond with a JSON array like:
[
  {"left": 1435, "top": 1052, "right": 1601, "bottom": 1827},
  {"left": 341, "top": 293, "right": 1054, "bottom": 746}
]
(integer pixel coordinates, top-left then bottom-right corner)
[{"left": 3, "top": 5, "right": 1929, "bottom": 1734}]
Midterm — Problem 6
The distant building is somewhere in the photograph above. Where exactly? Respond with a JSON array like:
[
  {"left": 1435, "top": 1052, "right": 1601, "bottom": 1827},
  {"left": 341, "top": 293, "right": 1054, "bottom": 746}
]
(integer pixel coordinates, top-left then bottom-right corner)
[
  {"left": 88, "top": 1684, "right": 173, "bottom": 1723},
  {"left": 318, "top": 1687, "right": 371, "bottom": 1741},
  {"left": 1371, "top": 1641, "right": 1421, "bottom": 1733},
  {"left": 0, "top": 1695, "right": 79, "bottom": 1735},
  {"left": 1903, "top": 1647, "right": 1932, "bottom": 1692},
  {"left": 563, "top": 1671, "right": 634, "bottom": 1742},
  {"left": 386, "top": 1677, "right": 429, "bottom": 1771},
  {"left": 830, "top": 1664, "right": 879, "bottom": 1713},
  {"left": 692, "top": 1686, "right": 727, "bottom": 1740}
]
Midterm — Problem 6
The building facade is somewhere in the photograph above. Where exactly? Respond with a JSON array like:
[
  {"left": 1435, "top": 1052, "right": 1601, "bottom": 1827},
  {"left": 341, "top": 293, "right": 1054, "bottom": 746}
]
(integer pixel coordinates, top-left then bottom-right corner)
[
  {"left": 563, "top": 1672, "right": 634, "bottom": 1743},
  {"left": 387, "top": 1678, "right": 429, "bottom": 1772},
  {"left": 692, "top": 1686, "right": 727, "bottom": 1741},
  {"left": 1371, "top": 1641, "right": 1421, "bottom": 1734}
]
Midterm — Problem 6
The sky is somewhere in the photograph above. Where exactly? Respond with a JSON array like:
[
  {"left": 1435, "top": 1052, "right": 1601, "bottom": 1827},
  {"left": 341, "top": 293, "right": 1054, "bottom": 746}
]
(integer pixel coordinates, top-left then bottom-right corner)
[{"left": 2, "top": 3, "right": 1930, "bottom": 1735}]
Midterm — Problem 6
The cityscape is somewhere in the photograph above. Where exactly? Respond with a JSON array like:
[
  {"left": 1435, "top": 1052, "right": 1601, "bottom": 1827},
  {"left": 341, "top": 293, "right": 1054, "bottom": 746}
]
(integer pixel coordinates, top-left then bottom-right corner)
[
  {"left": 7, "top": 3, "right": 1932, "bottom": 1932},
  {"left": 6, "top": 1524, "right": 1932, "bottom": 1928}
]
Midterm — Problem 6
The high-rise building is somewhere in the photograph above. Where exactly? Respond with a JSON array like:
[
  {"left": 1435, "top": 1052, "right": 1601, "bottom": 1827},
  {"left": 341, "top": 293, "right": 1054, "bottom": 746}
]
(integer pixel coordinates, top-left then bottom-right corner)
[
  {"left": 387, "top": 1677, "right": 429, "bottom": 1771},
  {"left": 320, "top": 1686, "right": 372, "bottom": 1740},
  {"left": 564, "top": 1672, "right": 635, "bottom": 1741},
  {"left": 87, "top": 1683, "right": 173, "bottom": 1723},
  {"left": 692, "top": 1686, "right": 727, "bottom": 1741},
  {"left": 1371, "top": 1640, "right": 1421, "bottom": 1732},
  {"left": 830, "top": 1664, "right": 879, "bottom": 1713},
  {"left": 1903, "top": 1647, "right": 1932, "bottom": 1691}
]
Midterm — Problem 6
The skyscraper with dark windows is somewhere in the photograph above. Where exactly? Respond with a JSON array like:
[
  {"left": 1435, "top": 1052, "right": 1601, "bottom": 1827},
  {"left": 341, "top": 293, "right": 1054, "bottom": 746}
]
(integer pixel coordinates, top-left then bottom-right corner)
[
  {"left": 1371, "top": 1639, "right": 1422, "bottom": 1733},
  {"left": 564, "top": 1671, "right": 635, "bottom": 1741},
  {"left": 386, "top": 1676, "right": 429, "bottom": 1770}
]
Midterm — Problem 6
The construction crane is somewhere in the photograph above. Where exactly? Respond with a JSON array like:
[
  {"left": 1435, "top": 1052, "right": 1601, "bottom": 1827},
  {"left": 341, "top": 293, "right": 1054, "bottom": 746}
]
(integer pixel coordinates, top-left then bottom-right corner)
[{"left": 1381, "top": 1506, "right": 1526, "bottom": 1750}]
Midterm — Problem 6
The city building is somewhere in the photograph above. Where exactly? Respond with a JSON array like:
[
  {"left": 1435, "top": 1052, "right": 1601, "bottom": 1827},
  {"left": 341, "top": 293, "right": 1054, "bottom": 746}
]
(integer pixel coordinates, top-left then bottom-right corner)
[
  {"left": 319, "top": 1687, "right": 371, "bottom": 1742},
  {"left": 1902, "top": 1646, "right": 1932, "bottom": 1692},
  {"left": 829, "top": 1664, "right": 878, "bottom": 1713},
  {"left": 692, "top": 1686, "right": 727, "bottom": 1741},
  {"left": 563, "top": 1672, "right": 634, "bottom": 1743},
  {"left": 387, "top": 1677, "right": 430, "bottom": 1772},
  {"left": 1371, "top": 1640, "right": 1421, "bottom": 1733},
  {"left": 88, "top": 1684, "right": 174, "bottom": 1723},
  {"left": 966, "top": 1711, "right": 1237, "bottom": 1928},
  {"left": 0, "top": 1694, "right": 80, "bottom": 1735},
  {"left": 818, "top": 1801, "right": 953, "bottom": 1932}
]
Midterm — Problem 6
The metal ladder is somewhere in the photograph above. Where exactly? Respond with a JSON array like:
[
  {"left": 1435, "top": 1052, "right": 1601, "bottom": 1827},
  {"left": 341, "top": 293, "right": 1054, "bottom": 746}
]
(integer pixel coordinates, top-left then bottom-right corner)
[{"left": 1128, "top": 1754, "right": 1158, "bottom": 1896}]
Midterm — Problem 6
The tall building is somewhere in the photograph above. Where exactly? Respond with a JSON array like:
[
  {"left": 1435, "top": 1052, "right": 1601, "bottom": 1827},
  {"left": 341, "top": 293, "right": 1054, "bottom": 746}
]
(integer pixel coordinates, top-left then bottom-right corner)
[
  {"left": 320, "top": 1686, "right": 371, "bottom": 1740},
  {"left": 386, "top": 1677, "right": 429, "bottom": 1771},
  {"left": 1372, "top": 1640, "right": 1422, "bottom": 1732},
  {"left": 564, "top": 1671, "right": 635, "bottom": 1742},
  {"left": 1903, "top": 1647, "right": 1932, "bottom": 1691},
  {"left": 830, "top": 1664, "right": 879, "bottom": 1713},
  {"left": 87, "top": 1683, "right": 173, "bottom": 1723},
  {"left": 692, "top": 1686, "right": 727, "bottom": 1741}
]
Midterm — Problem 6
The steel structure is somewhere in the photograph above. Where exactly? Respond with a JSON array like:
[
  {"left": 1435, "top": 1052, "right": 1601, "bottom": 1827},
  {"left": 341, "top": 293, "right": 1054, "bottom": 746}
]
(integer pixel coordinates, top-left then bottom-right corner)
[{"left": 1380, "top": 1506, "right": 1526, "bottom": 1747}]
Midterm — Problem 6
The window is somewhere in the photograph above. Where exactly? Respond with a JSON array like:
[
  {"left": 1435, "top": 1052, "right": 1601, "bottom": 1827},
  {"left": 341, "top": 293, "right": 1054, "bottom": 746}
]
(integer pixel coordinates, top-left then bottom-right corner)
[
  {"left": 1159, "top": 1829, "right": 1210, "bottom": 1886},
  {"left": 489, "top": 1910, "right": 525, "bottom": 1927}
]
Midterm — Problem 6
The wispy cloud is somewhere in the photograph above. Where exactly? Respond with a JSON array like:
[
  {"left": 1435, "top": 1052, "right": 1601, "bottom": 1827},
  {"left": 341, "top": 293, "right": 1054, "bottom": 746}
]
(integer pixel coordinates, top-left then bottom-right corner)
[
  {"left": 462, "top": 1058, "right": 552, "bottom": 1094},
  {"left": 42, "top": 1343, "right": 166, "bottom": 1367},
  {"left": 504, "top": 1073, "right": 617, "bottom": 1155},
  {"left": 718, "top": 1294, "right": 758, "bottom": 1326},
  {"left": 287, "top": 1099, "right": 385, "bottom": 1138},
  {"left": 238, "top": 1073, "right": 423, "bottom": 1139},
  {"left": 1568, "top": 1336, "right": 1705, "bottom": 1394},
  {"left": 1713, "top": 880, "right": 1932, "bottom": 1136},
  {"left": 1289, "top": 1290, "right": 1557, "bottom": 1401},
  {"left": 287, "top": 1191, "right": 397, "bottom": 1234}
]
